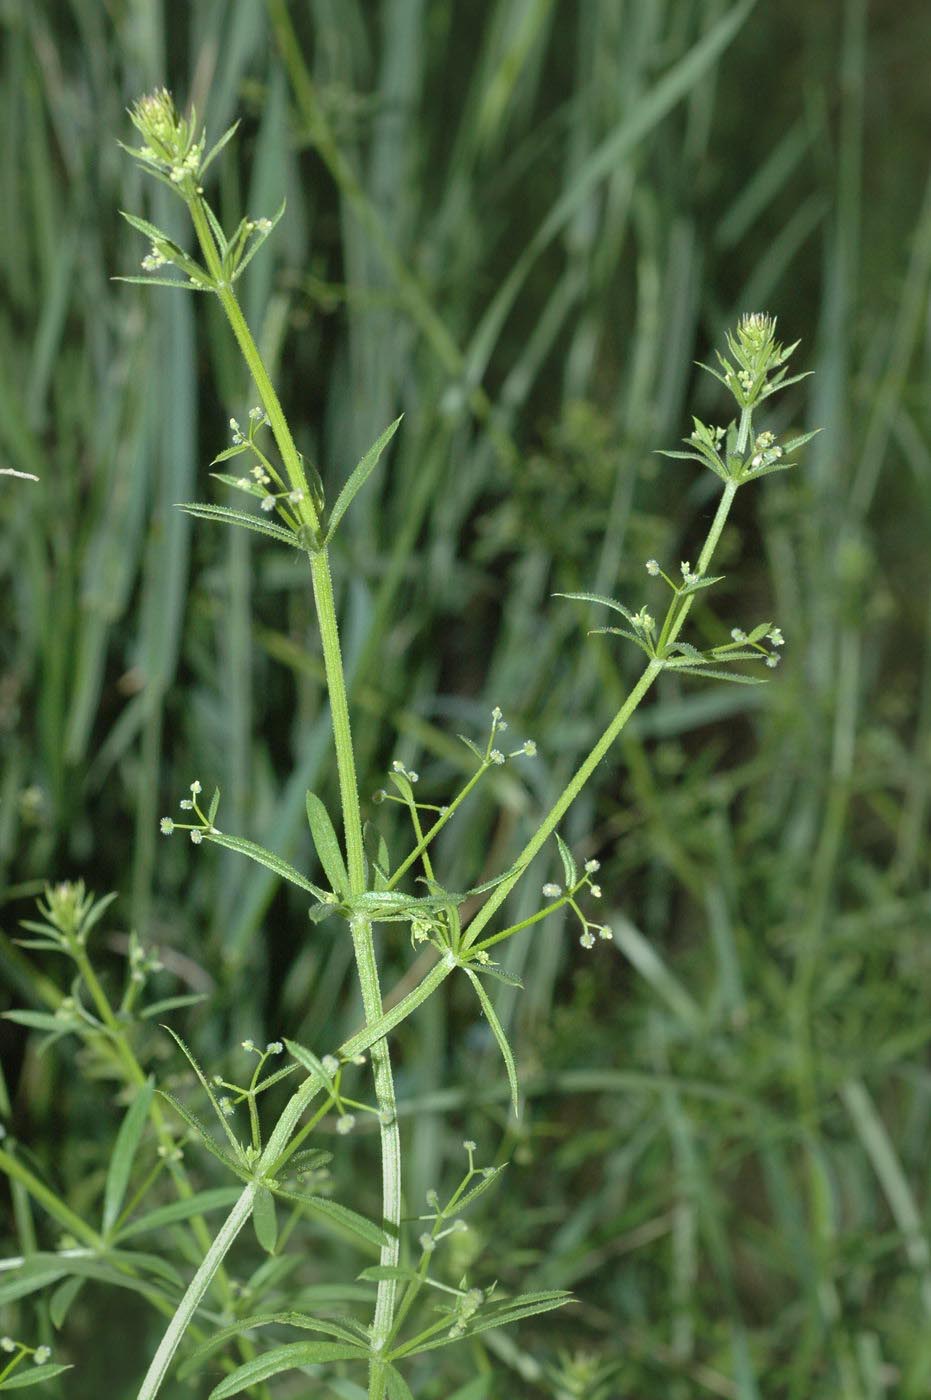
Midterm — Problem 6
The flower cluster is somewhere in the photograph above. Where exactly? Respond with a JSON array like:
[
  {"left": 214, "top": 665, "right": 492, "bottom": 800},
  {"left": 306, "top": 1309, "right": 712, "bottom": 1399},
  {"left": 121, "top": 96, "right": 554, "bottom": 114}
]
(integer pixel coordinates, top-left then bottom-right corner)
[
  {"left": 127, "top": 88, "right": 204, "bottom": 188},
  {"left": 159, "top": 780, "right": 219, "bottom": 843},
  {"left": 540, "top": 856, "right": 613, "bottom": 951}
]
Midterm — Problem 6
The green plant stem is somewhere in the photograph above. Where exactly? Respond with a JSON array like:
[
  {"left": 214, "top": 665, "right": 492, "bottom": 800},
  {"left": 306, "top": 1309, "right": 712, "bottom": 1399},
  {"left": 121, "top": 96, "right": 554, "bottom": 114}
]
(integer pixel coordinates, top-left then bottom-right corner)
[
  {"left": 188, "top": 195, "right": 401, "bottom": 1398},
  {"left": 461, "top": 661, "right": 662, "bottom": 951},
  {"left": 387, "top": 763, "right": 488, "bottom": 889},
  {"left": 462, "top": 476, "right": 740, "bottom": 952},
  {"left": 136, "top": 1184, "right": 258, "bottom": 1400},
  {"left": 350, "top": 917, "right": 400, "bottom": 1392}
]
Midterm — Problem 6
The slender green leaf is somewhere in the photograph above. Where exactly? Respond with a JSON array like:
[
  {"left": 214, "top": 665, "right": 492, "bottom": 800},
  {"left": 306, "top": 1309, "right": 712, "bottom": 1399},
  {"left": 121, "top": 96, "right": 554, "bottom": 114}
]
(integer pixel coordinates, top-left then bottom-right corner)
[
  {"left": 177, "top": 502, "right": 302, "bottom": 549},
  {"left": 0, "top": 1363, "right": 74, "bottom": 1389},
  {"left": 180, "top": 1312, "right": 365, "bottom": 1379},
  {"left": 208, "top": 1342, "right": 368, "bottom": 1397},
  {"left": 555, "top": 834, "right": 577, "bottom": 888},
  {"left": 553, "top": 590, "right": 634, "bottom": 620},
  {"left": 384, "top": 1365, "right": 416, "bottom": 1400},
  {"left": 102, "top": 1077, "right": 155, "bottom": 1234},
  {"left": 465, "top": 970, "right": 520, "bottom": 1115},
  {"left": 116, "top": 1187, "right": 242, "bottom": 1242},
  {"left": 283, "top": 1039, "right": 339, "bottom": 1101},
  {"left": 252, "top": 1188, "right": 278, "bottom": 1254},
  {"left": 160, "top": 1027, "right": 243, "bottom": 1157},
  {"left": 324, "top": 417, "right": 402, "bottom": 543},
  {"left": 270, "top": 1187, "right": 388, "bottom": 1250},
  {"left": 204, "top": 831, "right": 328, "bottom": 899},
  {"left": 305, "top": 792, "right": 348, "bottom": 895},
  {"left": 157, "top": 1091, "right": 245, "bottom": 1175}
]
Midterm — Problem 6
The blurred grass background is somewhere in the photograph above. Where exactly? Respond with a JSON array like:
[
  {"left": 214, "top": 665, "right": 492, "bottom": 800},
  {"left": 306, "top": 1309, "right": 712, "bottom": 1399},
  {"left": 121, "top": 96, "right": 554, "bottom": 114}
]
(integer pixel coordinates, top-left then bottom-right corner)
[{"left": 2, "top": 0, "right": 931, "bottom": 1395}]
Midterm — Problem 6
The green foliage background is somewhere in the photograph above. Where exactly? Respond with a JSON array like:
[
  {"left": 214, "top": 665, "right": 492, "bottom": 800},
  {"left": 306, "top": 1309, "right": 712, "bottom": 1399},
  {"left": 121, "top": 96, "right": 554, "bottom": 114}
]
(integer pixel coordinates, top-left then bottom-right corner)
[{"left": 2, "top": 0, "right": 930, "bottom": 1395}]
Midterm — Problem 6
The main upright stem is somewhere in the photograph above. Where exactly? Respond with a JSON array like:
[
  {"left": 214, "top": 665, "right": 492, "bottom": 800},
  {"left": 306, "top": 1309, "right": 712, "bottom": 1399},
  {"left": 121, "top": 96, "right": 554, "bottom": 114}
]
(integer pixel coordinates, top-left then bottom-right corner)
[{"left": 189, "top": 202, "right": 400, "bottom": 1397}]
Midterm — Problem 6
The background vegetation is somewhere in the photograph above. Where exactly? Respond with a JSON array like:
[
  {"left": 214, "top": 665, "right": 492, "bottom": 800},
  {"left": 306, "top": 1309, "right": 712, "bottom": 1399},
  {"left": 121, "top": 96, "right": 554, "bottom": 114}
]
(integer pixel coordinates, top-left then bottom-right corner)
[{"left": 2, "top": 0, "right": 930, "bottom": 1395}]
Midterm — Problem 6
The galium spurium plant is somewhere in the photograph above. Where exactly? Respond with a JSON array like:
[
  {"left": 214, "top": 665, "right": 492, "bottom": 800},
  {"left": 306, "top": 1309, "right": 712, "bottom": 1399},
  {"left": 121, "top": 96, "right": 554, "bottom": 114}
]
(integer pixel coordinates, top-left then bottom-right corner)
[{"left": 1, "top": 89, "right": 816, "bottom": 1398}]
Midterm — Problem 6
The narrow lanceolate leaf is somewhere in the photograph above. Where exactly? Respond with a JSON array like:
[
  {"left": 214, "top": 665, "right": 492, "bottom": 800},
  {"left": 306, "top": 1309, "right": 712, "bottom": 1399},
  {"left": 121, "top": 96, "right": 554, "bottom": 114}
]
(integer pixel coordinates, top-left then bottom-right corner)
[
  {"left": 283, "top": 1039, "right": 339, "bottom": 1101},
  {"left": 673, "top": 666, "right": 767, "bottom": 685},
  {"left": 139, "top": 993, "right": 209, "bottom": 1019},
  {"left": 208, "top": 1342, "right": 368, "bottom": 1398},
  {"left": 231, "top": 198, "right": 287, "bottom": 281},
  {"left": 384, "top": 1365, "right": 416, "bottom": 1400},
  {"left": 553, "top": 590, "right": 635, "bottom": 621},
  {"left": 270, "top": 1186, "right": 388, "bottom": 1251},
  {"left": 401, "top": 1290, "right": 573, "bottom": 1356},
  {"left": 119, "top": 209, "right": 173, "bottom": 244},
  {"left": 113, "top": 275, "right": 212, "bottom": 292},
  {"left": 305, "top": 792, "right": 348, "bottom": 896},
  {"left": 0, "top": 1362, "right": 74, "bottom": 1388},
  {"left": 465, "top": 969, "right": 520, "bottom": 1116},
  {"left": 102, "top": 1077, "right": 155, "bottom": 1235},
  {"left": 179, "top": 1312, "right": 365, "bottom": 1379},
  {"left": 252, "top": 1188, "right": 278, "bottom": 1255},
  {"left": 451, "top": 1163, "right": 507, "bottom": 1214},
  {"left": 555, "top": 833, "right": 577, "bottom": 888},
  {"left": 357, "top": 1265, "right": 423, "bottom": 1285},
  {"left": 177, "top": 502, "right": 302, "bottom": 549},
  {"left": 588, "top": 626, "right": 654, "bottom": 657},
  {"left": 157, "top": 1091, "right": 245, "bottom": 1176},
  {"left": 160, "top": 1027, "right": 243, "bottom": 1158},
  {"left": 116, "top": 1187, "right": 242, "bottom": 1242},
  {"left": 324, "top": 416, "right": 403, "bottom": 543},
  {"left": 204, "top": 831, "right": 328, "bottom": 900}
]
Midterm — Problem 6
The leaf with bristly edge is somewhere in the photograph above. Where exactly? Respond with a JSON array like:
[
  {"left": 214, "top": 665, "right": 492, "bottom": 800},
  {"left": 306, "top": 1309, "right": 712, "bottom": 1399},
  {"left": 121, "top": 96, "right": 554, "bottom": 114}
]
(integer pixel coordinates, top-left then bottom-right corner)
[
  {"left": 324, "top": 417, "right": 403, "bottom": 544},
  {"left": 177, "top": 502, "right": 302, "bottom": 549},
  {"left": 464, "top": 969, "right": 520, "bottom": 1116},
  {"left": 207, "top": 1341, "right": 369, "bottom": 1398},
  {"left": 305, "top": 792, "right": 349, "bottom": 897},
  {"left": 102, "top": 1077, "right": 155, "bottom": 1235}
]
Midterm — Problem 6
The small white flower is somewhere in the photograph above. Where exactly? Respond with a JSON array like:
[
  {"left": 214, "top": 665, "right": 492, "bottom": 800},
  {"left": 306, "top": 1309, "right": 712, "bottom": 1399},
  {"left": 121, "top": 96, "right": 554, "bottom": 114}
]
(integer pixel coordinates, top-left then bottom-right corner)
[
  {"left": 336, "top": 1113, "right": 355, "bottom": 1135},
  {"left": 266, "top": 1041, "right": 283, "bottom": 1055},
  {"left": 419, "top": 1232, "right": 436, "bottom": 1252},
  {"left": 0, "top": 1338, "right": 16, "bottom": 1353},
  {"left": 521, "top": 740, "right": 537, "bottom": 756},
  {"left": 542, "top": 883, "right": 562, "bottom": 899},
  {"left": 352, "top": 1053, "right": 366, "bottom": 1066},
  {"left": 731, "top": 628, "right": 747, "bottom": 643},
  {"left": 248, "top": 406, "right": 264, "bottom": 421},
  {"left": 767, "top": 627, "right": 784, "bottom": 646},
  {"left": 646, "top": 559, "right": 660, "bottom": 576},
  {"left": 33, "top": 1346, "right": 51, "bottom": 1366},
  {"left": 219, "top": 1097, "right": 235, "bottom": 1117},
  {"left": 407, "top": 770, "right": 419, "bottom": 784},
  {"left": 766, "top": 653, "right": 780, "bottom": 668},
  {"left": 680, "top": 561, "right": 699, "bottom": 585},
  {"left": 589, "top": 884, "right": 602, "bottom": 899},
  {"left": 190, "top": 828, "right": 203, "bottom": 844},
  {"left": 322, "top": 1054, "right": 340, "bottom": 1076},
  {"left": 159, "top": 817, "right": 174, "bottom": 835},
  {"left": 288, "top": 490, "right": 304, "bottom": 503},
  {"left": 631, "top": 607, "right": 655, "bottom": 633},
  {"left": 463, "top": 1139, "right": 477, "bottom": 1152},
  {"left": 599, "top": 925, "right": 613, "bottom": 941},
  {"left": 489, "top": 749, "right": 505, "bottom": 765},
  {"left": 491, "top": 706, "right": 503, "bottom": 722},
  {"left": 241, "top": 1039, "right": 256, "bottom": 1052},
  {"left": 190, "top": 780, "right": 202, "bottom": 795},
  {"left": 580, "top": 930, "right": 596, "bottom": 949},
  {"left": 260, "top": 495, "right": 276, "bottom": 512},
  {"left": 179, "top": 798, "right": 193, "bottom": 810},
  {"left": 584, "top": 859, "right": 600, "bottom": 873}
]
